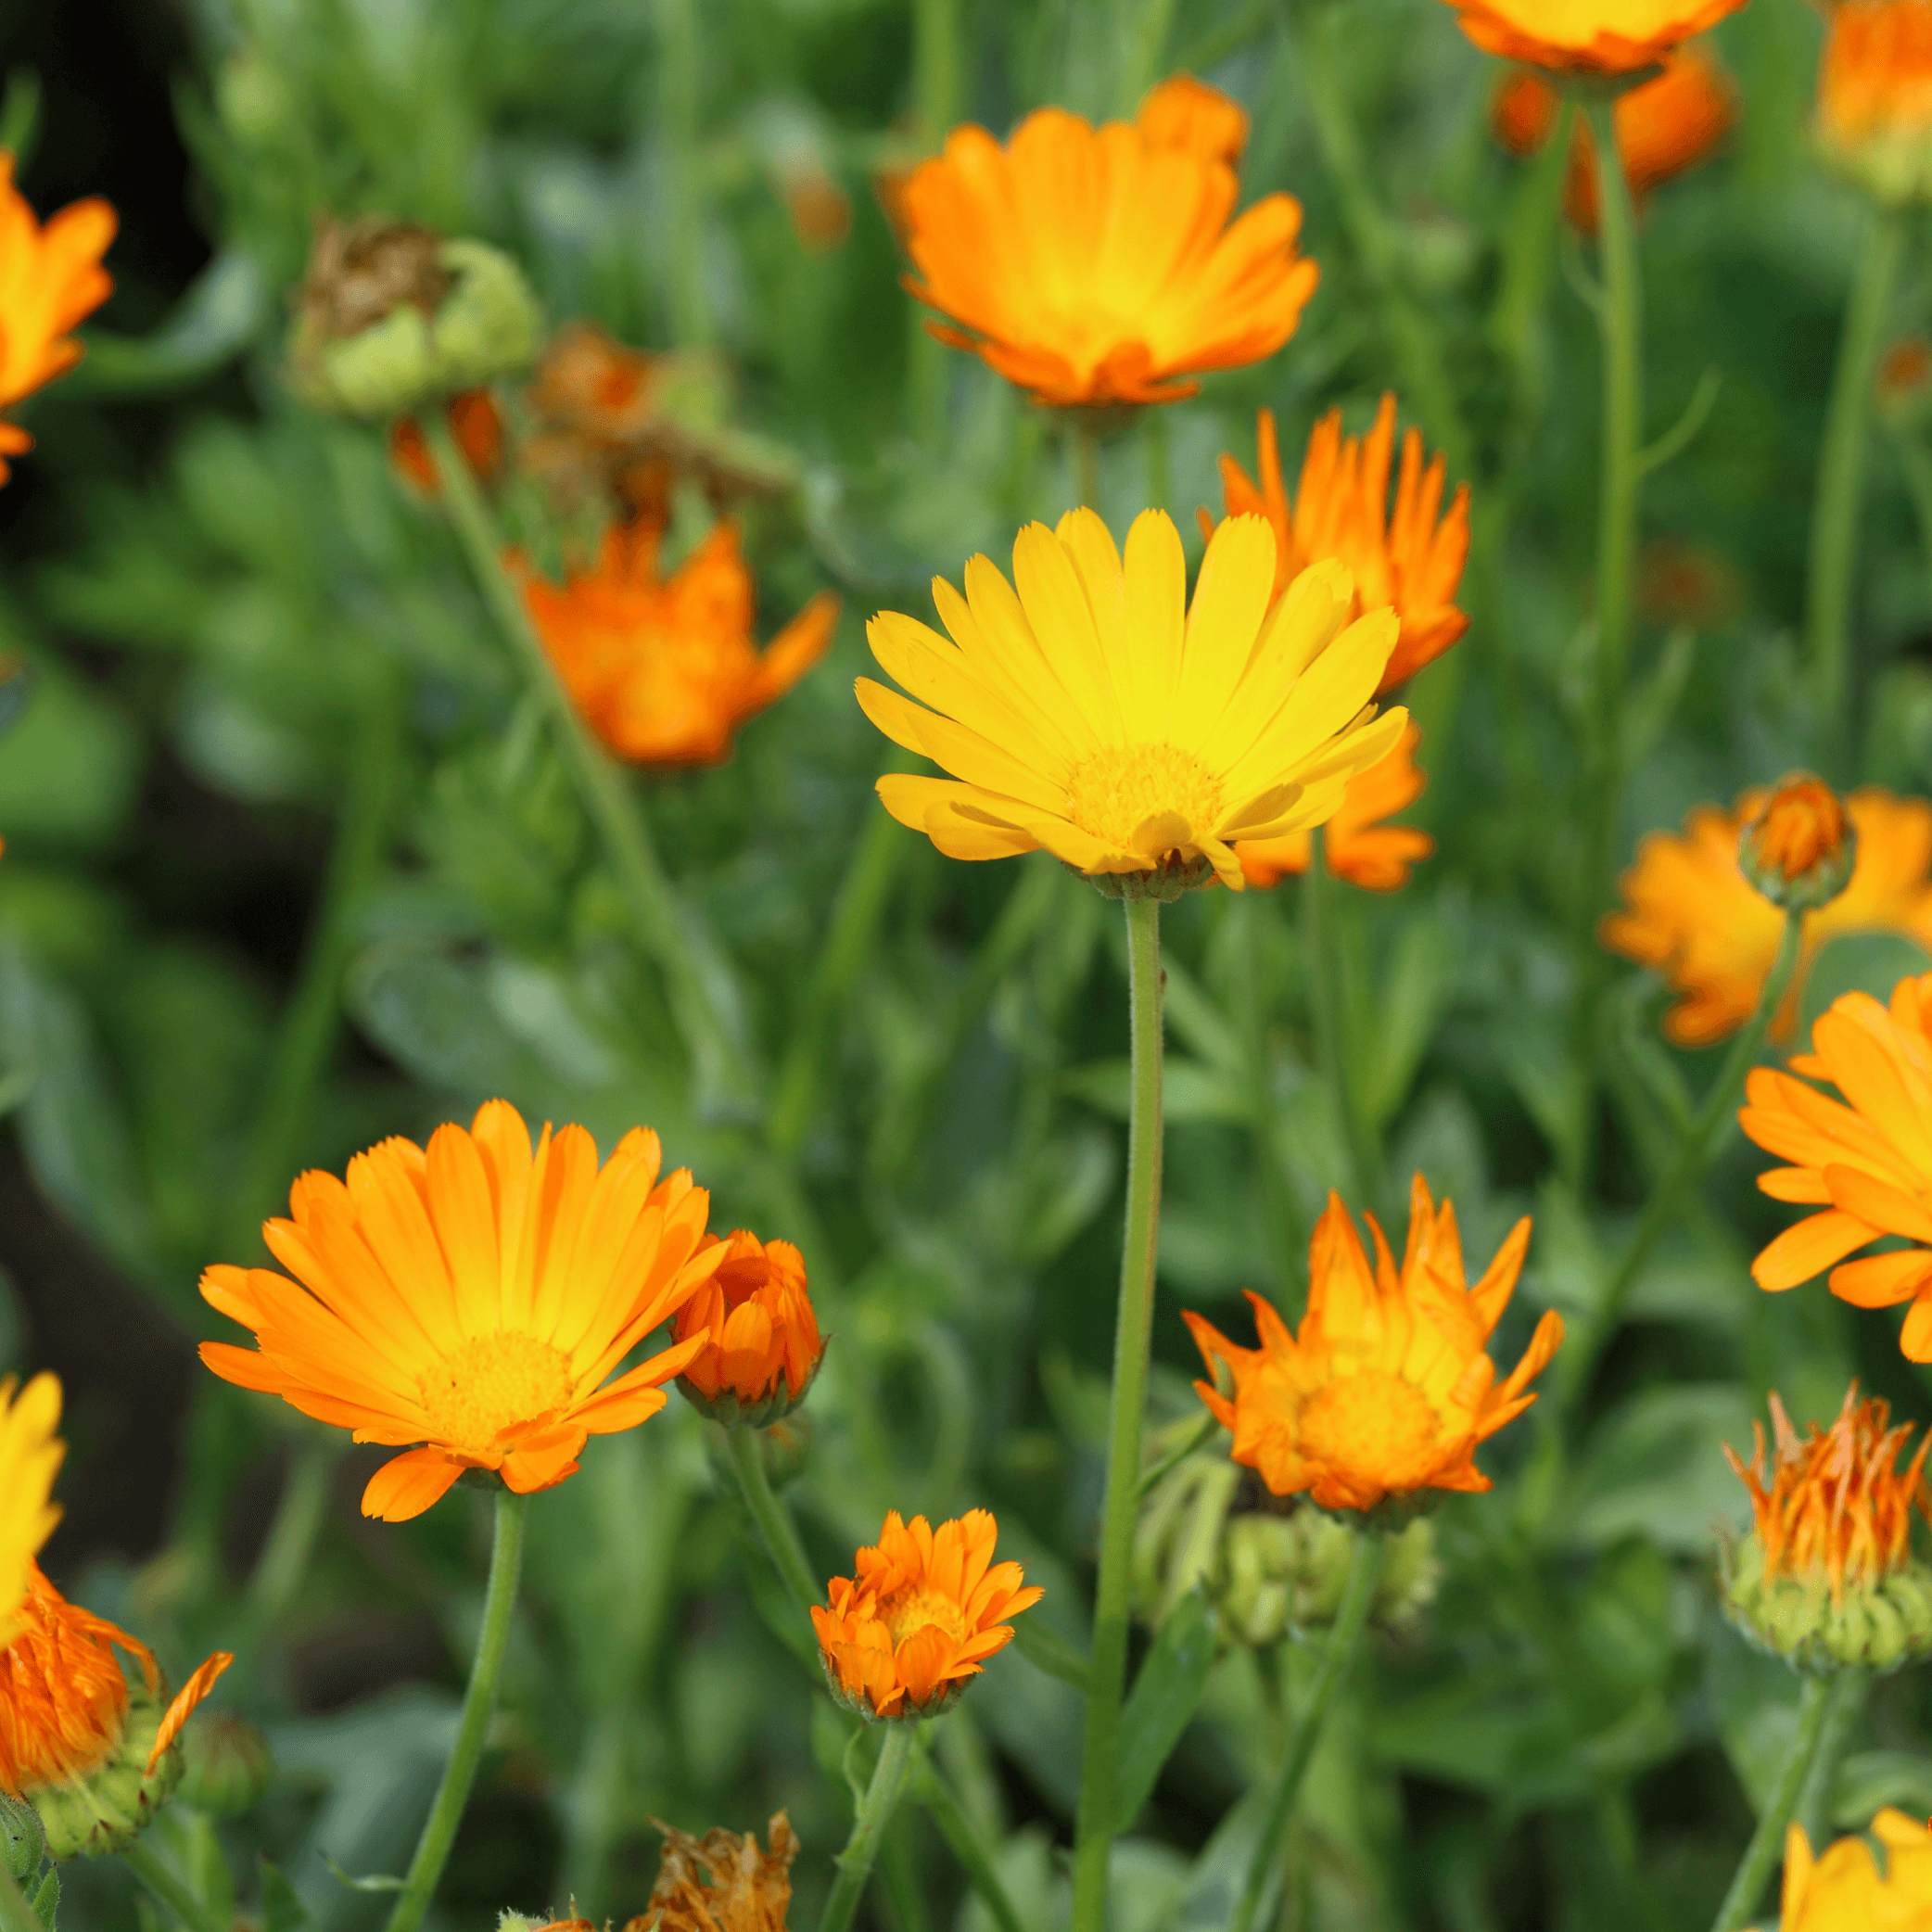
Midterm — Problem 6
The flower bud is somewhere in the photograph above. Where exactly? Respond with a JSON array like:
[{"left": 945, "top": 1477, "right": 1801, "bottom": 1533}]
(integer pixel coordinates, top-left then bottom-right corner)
[
  {"left": 1739, "top": 776, "right": 1856, "bottom": 913},
  {"left": 1817, "top": 1, "right": 1932, "bottom": 208},
  {"left": 0, "top": 1795, "right": 43, "bottom": 1882},
  {"left": 675, "top": 1234, "right": 824, "bottom": 1430},
  {"left": 32, "top": 1676, "right": 185, "bottom": 1861},
  {"left": 176, "top": 1710, "right": 273, "bottom": 1816}
]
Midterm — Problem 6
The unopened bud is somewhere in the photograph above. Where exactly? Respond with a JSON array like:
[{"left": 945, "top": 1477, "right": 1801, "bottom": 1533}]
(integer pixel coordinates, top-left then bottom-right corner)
[
  {"left": 177, "top": 1711, "right": 273, "bottom": 1816},
  {"left": 0, "top": 1795, "right": 43, "bottom": 1882},
  {"left": 1739, "top": 776, "right": 1855, "bottom": 912},
  {"left": 32, "top": 1680, "right": 183, "bottom": 1861}
]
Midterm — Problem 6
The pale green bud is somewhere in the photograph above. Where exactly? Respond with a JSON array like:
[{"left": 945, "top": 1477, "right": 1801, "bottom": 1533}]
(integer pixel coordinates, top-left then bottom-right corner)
[
  {"left": 1719, "top": 1537, "right": 1932, "bottom": 1676},
  {"left": 31, "top": 1680, "right": 184, "bottom": 1862},
  {"left": 176, "top": 1712, "right": 273, "bottom": 1817},
  {"left": 0, "top": 1795, "right": 43, "bottom": 1882}
]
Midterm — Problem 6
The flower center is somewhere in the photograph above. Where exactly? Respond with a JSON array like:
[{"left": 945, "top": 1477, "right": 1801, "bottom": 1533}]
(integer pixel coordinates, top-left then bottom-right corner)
[
  {"left": 415, "top": 1332, "right": 575, "bottom": 1455},
  {"left": 882, "top": 1585, "right": 967, "bottom": 1649},
  {"left": 1064, "top": 743, "right": 1225, "bottom": 855},
  {"left": 1296, "top": 1369, "right": 1445, "bottom": 1490}
]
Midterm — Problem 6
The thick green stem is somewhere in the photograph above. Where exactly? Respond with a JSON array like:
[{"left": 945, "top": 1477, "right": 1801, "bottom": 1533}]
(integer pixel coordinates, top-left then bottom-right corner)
[
  {"left": 725, "top": 1421, "right": 822, "bottom": 1613},
  {"left": 1710, "top": 1671, "right": 1837, "bottom": 1932},
  {"left": 384, "top": 1488, "right": 529, "bottom": 1932},
  {"left": 1303, "top": 832, "right": 1381, "bottom": 1221},
  {"left": 420, "top": 410, "right": 753, "bottom": 1112},
  {"left": 1559, "top": 910, "right": 1802, "bottom": 1411},
  {"left": 657, "top": 0, "right": 707, "bottom": 346},
  {"left": 0, "top": 1870, "right": 40, "bottom": 1932},
  {"left": 1807, "top": 206, "right": 1905, "bottom": 769},
  {"left": 1230, "top": 1532, "right": 1387, "bottom": 1932},
  {"left": 1068, "top": 896, "right": 1165, "bottom": 1932},
  {"left": 820, "top": 1723, "right": 920, "bottom": 1932},
  {"left": 119, "top": 1841, "right": 228, "bottom": 1932},
  {"left": 914, "top": 1764, "right": 1026, "bottom": 1932},
  {"left": 1794, "top": 1667, "right": 1866, "bottom": 1848}
]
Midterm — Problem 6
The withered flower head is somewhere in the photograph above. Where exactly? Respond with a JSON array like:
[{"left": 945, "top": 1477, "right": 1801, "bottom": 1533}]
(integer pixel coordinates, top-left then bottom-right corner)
[{"left": 621, "top": 1813, "right": 797, "bottom": 1932}]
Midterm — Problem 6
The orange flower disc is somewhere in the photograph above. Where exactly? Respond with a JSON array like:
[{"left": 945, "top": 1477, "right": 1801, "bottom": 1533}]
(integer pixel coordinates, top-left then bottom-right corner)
[
  {"left": 198, "top": 1099, "right": 726, "bottom": 1520},
  {"left": 1782, "top": 1811, "right": 1932, "bottom": 1930},
  {"left": 1601, "top": 785, "right": 1932, "bottom": 1047},
  {"left": 811, "top": 1509, "right": 1043, "bottom": 1721},
  {"left": 1818, "top": 1, "right": 1932, "bottom": 204},
  {"left": 1208, "top": 397, "right": 1471, "bottom": 694},
  {"left": 518, "top": 521, "right": 838, "bottom": 768},
  {"left": 896, "top": 80, "right": 1318, "bottom": 407},
  {"left": 1237, "top": 719, "right": 1435, "bottom": 892},
  {"left": 673, "top": 1230, "right": 824, "bottom": 1426},
  {"left": 0, "top": 1372, "right": 63, "bottom": 1646},
  {"left": 0, "top": 154, "right": 116, "bottom": 484},
  {"left": 1184, "top": 1177, "right": 1562, "bottom": 1516},
  {"left": 627, "top": 1812, "right": 797, "bottom": 1932},
  {"left": 1439, "top": 0, "right": 1748, "bottom": 75}
]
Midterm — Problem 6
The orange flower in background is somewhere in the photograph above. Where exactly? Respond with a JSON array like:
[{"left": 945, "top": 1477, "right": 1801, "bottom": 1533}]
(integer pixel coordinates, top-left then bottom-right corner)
[
  {"left": 0, "top": 1373, "right": 62, "bottom": 1645},
  {"left": 811, "top": 1509, "right": 1043, "bottom": 1721},
  {"left": 1439, "top": 0, "right": 1748, "bottom": 74},
  {"left": 0, "top": 153, "right": 115, "bottom": 484},
  {"left": 673, "top": 1230, "right": 824, "bottom": 1425},
  {"left": 1724, "top": 1387, "right": 1931, "bottom": 1606},
  {"left": 1602, "top": 786, "right": 1932, "bottom": 1046},
  {"left": 628, "top": 1813, "right": 797, "bottom": 1932},
  {"left": 1237, "top": 720, "right": 1435, "bottom": 892},
  {"left": 1740, "top": 970, "right": 1932, "bottom": 1358},
  {"left": 1490, "top": 51, "right": 1737, "bottom": 230},
  {"left": 1185, "top": 1177, "right": 1561, "bottom": 1515},
  {"left": 198, "top": 1099, "right": 725, "bottom": 1520},
  {"left": 1782, "top": 1811, "right": 1932, "bottom": 1930},
  {"left": 1209, "top": 397, "right": 1470, "bottom": 693},
  {"left": 1817, "top": 1, "right": 1932, "bottom": 205},
  {"left": 896, "top": 79, "right": 1318, "bottom": 407},
  {"left": 519, "top": 521, "right": 838, "bottom": 767},
  {"left": 389, "top": 388, "right": 505, "bottom": 495}
]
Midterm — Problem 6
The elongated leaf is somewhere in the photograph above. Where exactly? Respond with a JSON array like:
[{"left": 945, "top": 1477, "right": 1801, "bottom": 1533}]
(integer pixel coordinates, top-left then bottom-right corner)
[
  {"left": 1011, "top": 1612, "right": 1090, "bottom": 1693},
  {"left": 1112, "top": 1585, "right": 1217, "bottom": 1833}
]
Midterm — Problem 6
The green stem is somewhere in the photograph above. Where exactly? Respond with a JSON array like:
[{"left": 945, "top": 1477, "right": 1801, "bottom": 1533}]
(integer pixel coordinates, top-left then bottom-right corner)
[
  {"left": 0, "top": 1870, "right": 40, "bottom": 1932},
  {"left": 724, "top": 1421, "right": 822, "bottom": 1612},
  {"left": 914, "top": 1763, "right": 1027, "bottom": 1932},
  {"left": 1074, "top": 423, "right": 1101, "bottom": 515},
  {"left": 1068, "top": 896, "right": 1165, "bottom": 1932},
  {"left": 1229, "top": 894, "right": 1304, "bottom": 1301},
  {"left": 1807, "top": 205, "right": 1905, "bottom": 769},
  {"left": 419, "top": 410, "right": 753, "bottom": 1113},
  {"left": 236, "top": 1437, "right": 337, "bottom": 1657},
  {"left": 1302, "top": 833, "right": 1381, "bottom": 1220},
  {"left": 657, "top": 0, "right": 707, "bottom": 346},
  {"left": 1117, "top": 0, "right": 1178, "bottom": 113},
  {"left": 1230, "top": 1532, "right": 1387, "bottom": 1932},
  {"left": 118, "top": 1841, "right": 228, "bottom": 1932},
  {"left": 1794, "top": 1666, "right": 1865, "bottom": 1847},
  {"left": 820, "top": 1722, "right": 920, "bottom": 1932},
  {"left": 1710, "top": 1671, "right": 1837, "bottom": 1932},
  {"left": 384, "top": 1488, "right": 529, "bottom": 1932},
  {"left": 1559, "top": 909, "right": 1802, "bottom": 1410},
  {"left": 908, "top": 0, "right": 960, "bottom": 443}
]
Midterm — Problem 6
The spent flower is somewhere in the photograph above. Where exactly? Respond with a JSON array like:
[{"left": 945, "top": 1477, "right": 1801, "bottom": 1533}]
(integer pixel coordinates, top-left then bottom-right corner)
[{"left": 629, "top": 1812, "right": 796, "bottom": 1932}]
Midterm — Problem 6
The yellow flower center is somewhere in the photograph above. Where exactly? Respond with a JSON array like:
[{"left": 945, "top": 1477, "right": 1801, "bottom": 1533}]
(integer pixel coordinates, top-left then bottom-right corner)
[
  {"left": 415, "top": 1332, "right": 575, "bottom": 1455},
  {"left": 1064, "top": 743, "right": 1226, "bottom": 854},
  {"left": 882, "top": 1585, "right": 967, "bottom": 1648},
  {"left": 1296, "top": 1369, "right": 1444, "bottom": 1489}
]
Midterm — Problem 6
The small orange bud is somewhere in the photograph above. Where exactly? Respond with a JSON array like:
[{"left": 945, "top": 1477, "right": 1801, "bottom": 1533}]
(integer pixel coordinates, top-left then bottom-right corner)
[
  {"left": 673, "top": 1231, "right": 825, "bottom": 1427},
  {"left": 1740, "top": 775, "right": 1857, "bottom": 911}
]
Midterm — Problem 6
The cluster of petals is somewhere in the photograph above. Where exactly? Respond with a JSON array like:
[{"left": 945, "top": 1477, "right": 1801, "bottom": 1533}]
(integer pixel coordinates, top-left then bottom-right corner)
[
  {"left": 1439, "top": 0, "right": 1748, "bottom": 74},
  {"left": 859, "top": 510, "right": 1408, "bottom": 890},
  {"left": 895, "top": 75, "right": 1318, "bottom": 406},
  {"left": 673, "top": 1229, "right": 823, "bottom": 1416},
  {"left": 1208, "top": 397, "right": 1471, "bottom": 694},
  {"left": 1185, "top": 1177, "right": 1562, "bottom": 1514},
  {"left": 0, "top": 154, "right": 116, "bottom": 483},
  {"left": 1238, "top": 719, "right": 1434, "bottom": 893},
  {"left": 0, "top": 1372, "right": 63, "bottom": 1646},
  {"left": 518, "top": 520, "right": 838, "bottom": 768},
  {"left": 810, "top": 1509, "right": 1042, "bottom": 1720},
  {"left": 1724, "top": 1387, "right": 1932, "bottom": 1605},
  {"left": 1601, "top": 785, "right": 1932, "bottom": 1046},
  {"left": 632, "top": 1811, "right": 796, "bottom": 1932},
  {"left": 1741, "top": 971, "right": 1932, "bottom": 1359},
  {"left": 1490, "top": 49, "right": 1737, "bottom": 230},
  {"left": 1782, "top": 1810, "right": 1932, "bottom": 1929},
  {"left": 199, "top": 1099, "right": 726, "bottom": 1520}
]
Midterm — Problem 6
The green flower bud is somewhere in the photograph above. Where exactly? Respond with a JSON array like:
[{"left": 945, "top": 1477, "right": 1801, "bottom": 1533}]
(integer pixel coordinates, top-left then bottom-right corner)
[
  {"left": 176, "top": 1711, "right": 273, "bottom": 1817},
  {"left": 31, "top": 1678, "right": 184, "bottom": 1862},
  {"left": 1719, "top": 1536, "right": 1932, "bottom": 1676},
  {"left": 0, "top": 1795, "right": 44, "bottom": 1882}
]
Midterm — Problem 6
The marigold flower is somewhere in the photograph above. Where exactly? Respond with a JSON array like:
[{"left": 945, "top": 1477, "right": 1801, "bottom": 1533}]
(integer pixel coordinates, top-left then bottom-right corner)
[
  {"left": 623, "top": 1813, "right": 796, "bottom": 1932},
  {"left": 1490, "top": 51, "right": 1737, "bottom": 230},
  {"left": 1782, "top": 1811, "right": 1932, "bottom": 1930},
  {"left": 1439, "top": 0, "right": 1748, "bottom": 75},
  {"left": 1184, "top": 1177, "right": 1561, "bottom": 1517},
  {"left": 198, "top": 1099, "right": 724, "bottom": 1521},
  {"left": 518, "top": 521, "right": 838, "bottom": 768},
  {"left": 673, "top": 1230, "right": 823, "bottom": 1427},
  {"left": 0, "top": 1375, "right": 61, "bottom": 1648},
  {"left": 896, "top": 82, "right": 1318, "bottom": 407},
  {"left": 1208, "top": 398, "right": 1471, "bottom": 694},
  {"left": 389, "top": 388, "right": 504, "bottom": 496},
  {"left": 0, "top": 154, "right": 115, "bottom": 485},
  {"left": 1236, "top": 720, "right": 1434, "bottom": 891},
  {"left": 860, "top": 514, "right": 1407, "bottom": 896},
  {"left": 1601, "top": 786, "right": 1932, "bottom": 1047},
  {"left": 0, "top": 1561, "right": 230, "bottom": 1856},
  {"left": 1818, "top": 0, "right": 1932, "bottom": 206},
  {"left": 811, "top": 1509, "right": 1043, "bottom": 1721}
]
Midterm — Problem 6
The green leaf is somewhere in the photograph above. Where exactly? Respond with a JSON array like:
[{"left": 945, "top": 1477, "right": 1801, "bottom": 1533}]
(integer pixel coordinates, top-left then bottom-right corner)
[
  {"left": 184, "top": 1812, "right": 236, "bottom": 1926},
  {"left": 1561, "top": 1383, "right": 1757, "bottom": 1552},
  {"left": 1360, "top": 914, "right": 1450, "bottom": 1131},
  {"left": 1831, "top": 1750, "right": 1932, "bottom": 1829},
  {"left": 1112, "top": 1586, "right": 1217, "bottom": 1833},
  {"left": 1010, "top": 1612, "right": 1091, "bottom": 1694},
  {"left": 59, "top": 252, "right": 266, "bottom": 396},
  {"left": 258, "top": 1861, "right": 312, "bottom": 1932},
  {"left": 29, "top": 1869, "right": 57, "bottom": 1932},
  {"left": 318, "top": 1852, "right": 405, "bottom": 1893}
]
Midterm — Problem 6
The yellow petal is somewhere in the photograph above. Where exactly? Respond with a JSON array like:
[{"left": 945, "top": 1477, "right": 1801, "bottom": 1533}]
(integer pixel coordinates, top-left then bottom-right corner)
[
  {"left": 855, "top": 676, "right": 1067, "bottom": 810},
  {"left": 1011, "top": 521, "right": 1125, "bottom": 744},
  {"left": 1121, "top": 510, "right": 1187, "bottom": 741},
  {"left": 1171, "top": 512, "right": 1276, "bottom": 753}
]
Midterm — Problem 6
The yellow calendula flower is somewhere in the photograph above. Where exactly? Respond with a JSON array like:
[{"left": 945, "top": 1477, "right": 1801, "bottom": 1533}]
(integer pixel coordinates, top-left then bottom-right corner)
[
  {"left": 0, "top": 1374, "right": 63, "bottom": 1647},
  {"left": 1782, "top": 1811, "right": 1932, "bottom": 1929},
  {"left": 858, "top": 514, "right": 1406, "bottom": 896}
]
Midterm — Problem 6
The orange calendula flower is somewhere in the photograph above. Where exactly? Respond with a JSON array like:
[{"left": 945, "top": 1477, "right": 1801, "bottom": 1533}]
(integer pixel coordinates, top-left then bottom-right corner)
[
  {"left": 1739, "top": 970, "right": 1932, "bottom": 1359},
  {"left": 389, "top": 388, "right": 505, "bottom": 496},
  {"left": 0, "top": 153, "right": 115, "bottom": 484},
  {"left": 896, "top": 80, "right": 1318, "bottom": 407},
  {"left": 1439, "top": 0, "right": 1748, "bottom": 75},
  {"left": 1209, "top": 397, "right": 1470, "bottom": 694},
  {"left": 1782, "top": 1811, "right": 1932, "bottom": 1930},
  {"left": 673, "top": 1230, "right": 824, "bottom": 1427},
  {"left": 1490, "top": 51, "right": 1737, "bottom": 230},
  {"left": 0, "top": 1373, "right": 62, "bottom": 1646},
  {"left": 1237, "top": 720, "right": 1434, "bottom": 892},
  {"left": 1602, "top": 785, "right": 1932, "bottom": 1047},
  {"left": 625, "top": 1813, "right": 797, "bottom": 1932},
  {"left": 198, "top": 1099, "right": 725, "bottom": 1521},
  {"left": 811, "top": 1509, "right": 1043, "bottom": 1721},
  {"left": 519, "top": 521, "right": 838, "bottom": 768},
  {"left": 1184, "top": 1177, "right": 1561, "bottom": 1517},
  {"left": 1818, "top": 0, "right": 1932, "bottom": 206}
]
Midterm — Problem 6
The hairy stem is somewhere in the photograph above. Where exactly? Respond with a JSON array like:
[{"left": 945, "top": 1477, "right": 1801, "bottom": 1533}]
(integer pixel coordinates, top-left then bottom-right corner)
[
  {"left": 119, "top": 1841, "right": 228, "bottom": 1932},
  {"left": 725, "top": 1420, "right": 822, "bottom": 1613},
  {"left": 1303, "top": 832, "right": 1381, "bottom": 1222},
  {"left": 1710, "top": 1671, "right": 1837, "bottom": 1932},
  {"left": 819, "top": 1723, "right": 920, "bottom": 1932}
]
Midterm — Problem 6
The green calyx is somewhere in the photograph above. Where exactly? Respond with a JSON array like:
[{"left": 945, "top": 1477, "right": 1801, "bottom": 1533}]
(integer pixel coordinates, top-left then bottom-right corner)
[
  {"left": 28, "top": 1680, "right": 184, "bottom": 1862},
  {"left": 1720, "top": 1539, "right": 1932, "bottom": 1675},
  {"left": 677, "top": 1345, "right": 825, "bottom": 1432},
  {"left": 1820, "top": 123, "right": 1932, "bottom": 210},
  {"left": 0, "top": 1795, "right": 44, "bottom": 1882},
  {"left": 1077, "top": 854, "right": 1216, "bottom": 902}
]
